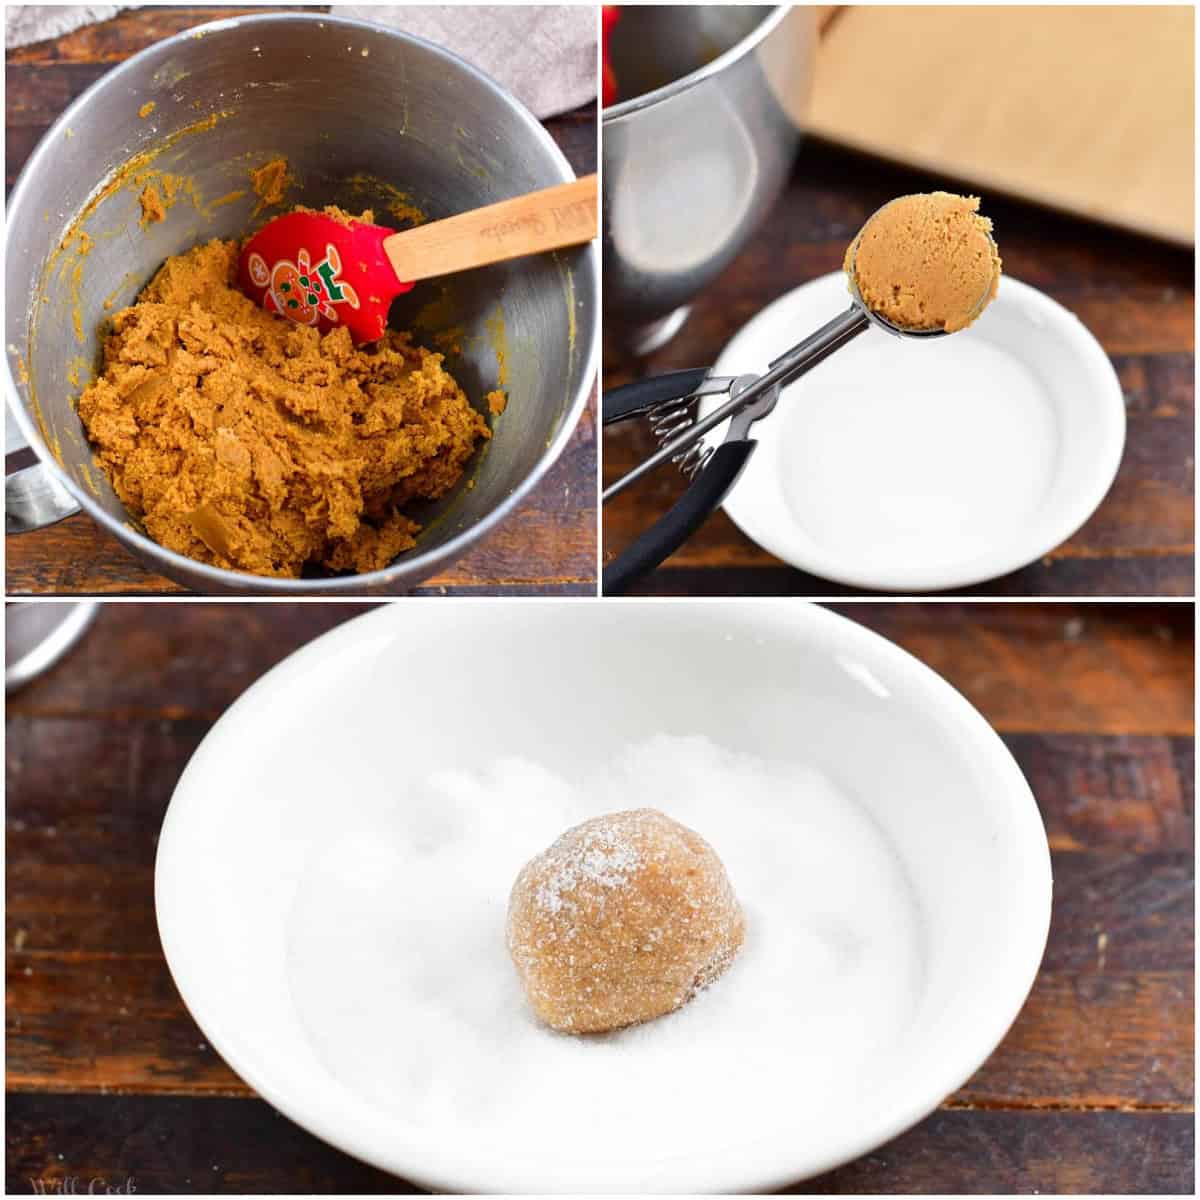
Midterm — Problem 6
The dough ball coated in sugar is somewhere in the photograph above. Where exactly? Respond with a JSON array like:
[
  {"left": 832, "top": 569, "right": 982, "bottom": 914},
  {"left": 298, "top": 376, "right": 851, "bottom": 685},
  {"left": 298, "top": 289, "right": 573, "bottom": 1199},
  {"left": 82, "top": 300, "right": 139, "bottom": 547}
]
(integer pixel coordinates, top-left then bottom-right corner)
[{"left": 507, "top": 808, "right": 745, "bottom": 1033}]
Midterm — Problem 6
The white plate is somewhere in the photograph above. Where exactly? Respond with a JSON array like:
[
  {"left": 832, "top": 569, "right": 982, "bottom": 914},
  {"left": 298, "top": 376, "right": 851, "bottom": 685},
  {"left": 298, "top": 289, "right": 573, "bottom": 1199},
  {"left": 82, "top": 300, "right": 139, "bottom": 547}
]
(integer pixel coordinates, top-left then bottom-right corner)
[
  {"left": 706, "top": 273, "right": 1125, "bottom": 592},
  {"left": 156, "top": 601, "right": 1052, "bottom": 1192}
]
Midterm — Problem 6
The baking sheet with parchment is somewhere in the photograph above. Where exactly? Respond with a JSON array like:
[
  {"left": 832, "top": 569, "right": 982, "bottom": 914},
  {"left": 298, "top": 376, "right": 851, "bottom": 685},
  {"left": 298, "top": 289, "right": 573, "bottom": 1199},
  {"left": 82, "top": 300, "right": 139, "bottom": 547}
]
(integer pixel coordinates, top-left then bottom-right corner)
[{"left": 807, "top": 5, "right": 1194, "bottom": 245}]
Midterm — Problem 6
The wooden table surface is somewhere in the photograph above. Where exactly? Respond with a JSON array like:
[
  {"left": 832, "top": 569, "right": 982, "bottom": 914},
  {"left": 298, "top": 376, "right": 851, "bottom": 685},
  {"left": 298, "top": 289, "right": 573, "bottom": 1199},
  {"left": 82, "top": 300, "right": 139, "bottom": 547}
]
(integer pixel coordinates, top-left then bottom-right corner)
[
  {"left": 5, "top": 7, "right": 597, "bottom": 597},
  {"left": 603, "top": 139, "right": 1195, "bottom": 597},
  {"left": 6, "top": 601, "right": 1193, "bottom": 1193}
]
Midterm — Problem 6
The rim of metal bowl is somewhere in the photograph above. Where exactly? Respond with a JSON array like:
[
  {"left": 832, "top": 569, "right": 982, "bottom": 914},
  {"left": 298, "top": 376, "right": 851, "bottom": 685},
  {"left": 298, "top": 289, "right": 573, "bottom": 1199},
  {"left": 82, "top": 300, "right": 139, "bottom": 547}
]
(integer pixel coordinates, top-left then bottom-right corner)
[
  {"left": 602, "top": 4, "right": 792, "bottom": 123},
  {"left": 4, "top": 10, "right": 598, "bottom": 595},
  {"left": 5, "top": 601, "right": 99, "bottom": 693}
]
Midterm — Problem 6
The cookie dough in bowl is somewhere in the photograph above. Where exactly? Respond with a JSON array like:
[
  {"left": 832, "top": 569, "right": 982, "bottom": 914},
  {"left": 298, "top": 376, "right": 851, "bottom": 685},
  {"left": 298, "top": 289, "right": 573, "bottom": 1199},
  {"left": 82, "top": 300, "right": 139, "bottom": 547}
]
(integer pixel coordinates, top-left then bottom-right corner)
[
  {"left": 77, "top": 238, "right": 489, "bottom": 578},
  {"left": 4, "top": 12, "right": 597, "bottom": 594}
]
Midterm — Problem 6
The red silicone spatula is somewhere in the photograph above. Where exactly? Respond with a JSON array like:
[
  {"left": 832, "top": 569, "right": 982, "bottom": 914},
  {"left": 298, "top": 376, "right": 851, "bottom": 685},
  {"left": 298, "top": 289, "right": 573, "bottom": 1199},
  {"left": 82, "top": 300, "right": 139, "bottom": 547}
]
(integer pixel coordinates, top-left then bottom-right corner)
[
  {"left": 238, "top": 174, "right": 597, "bottom": 344},
  {"left": 602, "top": 6, "right": 620, "bottom": 105}
]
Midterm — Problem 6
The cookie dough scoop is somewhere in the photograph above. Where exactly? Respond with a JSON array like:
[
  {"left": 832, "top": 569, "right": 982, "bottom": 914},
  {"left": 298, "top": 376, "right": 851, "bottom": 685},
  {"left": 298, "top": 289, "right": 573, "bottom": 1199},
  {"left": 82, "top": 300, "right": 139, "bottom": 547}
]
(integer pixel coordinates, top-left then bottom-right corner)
[
  {"left": 600, "top": 191, "right": 1002, "bottom": 593},
  {"left": 845, "top": 192, "right": 1002, "bottom": 336},
  {"left": 238, "top": 174, "right": 597, "bottom": 344}
]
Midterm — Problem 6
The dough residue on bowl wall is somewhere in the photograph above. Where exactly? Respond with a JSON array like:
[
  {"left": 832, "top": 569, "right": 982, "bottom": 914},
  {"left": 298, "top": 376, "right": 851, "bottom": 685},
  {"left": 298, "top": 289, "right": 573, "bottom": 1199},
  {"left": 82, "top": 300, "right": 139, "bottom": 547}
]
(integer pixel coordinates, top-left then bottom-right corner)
[
  {"left": 32, "top": 110, "right": 232, "bottom": 391},
  {"left": 251, "top": 156, "right": 292, "bottom": 212},
  {"left": 346, "top": 171, "right": 427, "bottom": 227},
  {"left": 138, "top": 174, "right": 187, "bottom": 225}
]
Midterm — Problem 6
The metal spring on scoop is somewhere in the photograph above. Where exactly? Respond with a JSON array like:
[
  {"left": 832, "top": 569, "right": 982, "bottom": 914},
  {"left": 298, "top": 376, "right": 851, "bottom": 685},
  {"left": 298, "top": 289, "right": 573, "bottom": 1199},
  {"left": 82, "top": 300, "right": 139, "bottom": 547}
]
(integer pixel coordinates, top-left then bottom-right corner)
[{"left": 648, "top": 395, "right": 713, "bottom": 479}]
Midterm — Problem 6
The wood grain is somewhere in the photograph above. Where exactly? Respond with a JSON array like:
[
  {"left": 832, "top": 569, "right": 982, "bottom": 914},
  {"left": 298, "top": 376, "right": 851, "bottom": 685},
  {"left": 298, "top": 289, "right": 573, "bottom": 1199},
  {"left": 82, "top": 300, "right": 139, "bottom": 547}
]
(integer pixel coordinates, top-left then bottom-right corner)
[
  {"left": 5, "top": 1098, "right": 1193, "bottom": 1194},
  {"left": 6, "top": 600, "right": 1192, "bottom": 732},
  {"left": 1006, "top": 734, "right": 1193, "bottom": 852},
  {"left": 6, "top": 930, "right": 1191, "bottom": 1108},
  {"left": 5, "top": 7, "right": 598, "bottom": 596},
  {"left": 790, "top": 1110, "right": 1194, "bottom": 1194},
  {"left": 6, "top": 8, "right": 320, "bottom": 65},
  {"left": 835, "top": 602, "right": 1195, "bottom": 736},
  {"left": 6, "top": 1093, "right": 420, "bottom": 1195},
  {"left": 620, "top": 558, "right": 1197, "bottom": 599},
  {"left": 384, "top": 175, "right": 598, "bottom": 283},
  {"left": 602, "top": 140, "right": 1195, "bottom": 596},
  {"left": 5, "top": 602, "right": 369, "bottom": 717}
]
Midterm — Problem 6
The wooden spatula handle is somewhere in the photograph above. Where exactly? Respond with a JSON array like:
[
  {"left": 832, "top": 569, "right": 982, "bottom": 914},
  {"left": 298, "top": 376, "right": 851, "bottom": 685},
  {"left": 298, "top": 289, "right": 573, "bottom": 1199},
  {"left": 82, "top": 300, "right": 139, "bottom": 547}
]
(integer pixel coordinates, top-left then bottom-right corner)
[{"left": 382, "top": 175, "right": 597, "bottom": 284}]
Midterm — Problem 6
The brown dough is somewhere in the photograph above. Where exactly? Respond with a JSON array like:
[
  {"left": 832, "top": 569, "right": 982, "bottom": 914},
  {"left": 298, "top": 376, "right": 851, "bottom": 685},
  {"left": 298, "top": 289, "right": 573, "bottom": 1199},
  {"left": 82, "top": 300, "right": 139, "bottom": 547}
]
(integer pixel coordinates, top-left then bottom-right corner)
[
  {"left": 845, "top": 191, "right": 1002, "bottom": 333},
  {"left": 138, "top": 176, "right": 180, "bottom": 226},
  {"left": 139, "top": 186, "right": 166, "bottom": 224},
  {"left": 507, "top": 809, "right": 745, "bottom": 1034},
  {"left": 250, "top": 157, "right": 291, "bottom": 207},
  {"left": 77, "top": 238, "right": 489, "bottom": 577}
]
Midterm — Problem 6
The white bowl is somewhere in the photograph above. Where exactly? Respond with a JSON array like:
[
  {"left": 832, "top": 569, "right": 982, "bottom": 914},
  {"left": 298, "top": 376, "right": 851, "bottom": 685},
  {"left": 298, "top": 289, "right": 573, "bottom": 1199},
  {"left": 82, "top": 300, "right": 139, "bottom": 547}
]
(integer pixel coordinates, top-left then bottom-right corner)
[
  {"left": 156, "top": 601, "right": 1052, "bottom": 1192},
  {"left": 705, "top": 273, "right": 1125, "bottom": 592}
]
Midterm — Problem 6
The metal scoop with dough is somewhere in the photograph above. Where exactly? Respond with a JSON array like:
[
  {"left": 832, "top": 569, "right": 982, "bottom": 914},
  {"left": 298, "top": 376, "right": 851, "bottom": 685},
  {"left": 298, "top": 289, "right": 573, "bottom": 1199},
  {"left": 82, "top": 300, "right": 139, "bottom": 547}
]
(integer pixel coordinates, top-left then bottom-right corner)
[{"left": 602, "top": 193, "right": 1001, "bottom": 595}]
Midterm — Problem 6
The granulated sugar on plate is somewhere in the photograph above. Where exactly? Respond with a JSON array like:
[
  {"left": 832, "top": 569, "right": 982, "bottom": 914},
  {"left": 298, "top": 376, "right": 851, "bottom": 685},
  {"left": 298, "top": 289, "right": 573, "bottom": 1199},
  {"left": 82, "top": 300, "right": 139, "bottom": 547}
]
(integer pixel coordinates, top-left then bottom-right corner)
[{"left": 285, "top": 734, "right": 924, "bottom": 1159}]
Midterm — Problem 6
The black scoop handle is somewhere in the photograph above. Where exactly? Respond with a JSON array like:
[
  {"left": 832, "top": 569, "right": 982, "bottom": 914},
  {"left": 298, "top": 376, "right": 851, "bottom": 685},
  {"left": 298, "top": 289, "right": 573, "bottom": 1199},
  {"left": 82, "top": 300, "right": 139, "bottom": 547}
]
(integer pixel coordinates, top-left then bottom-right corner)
[
  {"left": 603, "top": 368, "right": 711, "bottom": 426},
  {"left": 603, "top": 439, "right": 757, "bottom": 595}
]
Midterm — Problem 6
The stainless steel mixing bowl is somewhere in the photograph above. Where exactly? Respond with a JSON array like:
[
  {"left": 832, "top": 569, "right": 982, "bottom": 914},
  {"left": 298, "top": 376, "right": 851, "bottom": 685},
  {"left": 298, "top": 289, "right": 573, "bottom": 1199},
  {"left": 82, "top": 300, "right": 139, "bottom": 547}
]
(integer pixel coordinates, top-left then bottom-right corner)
[
  {"left": 602, "top": 5, "right": 815, "bottom": 353},
  {"left": 5, "top": 12, "right": 597, "bottom": 595},
  {"left": 5, "top": 601, "right": 98, "bottom": 692}
]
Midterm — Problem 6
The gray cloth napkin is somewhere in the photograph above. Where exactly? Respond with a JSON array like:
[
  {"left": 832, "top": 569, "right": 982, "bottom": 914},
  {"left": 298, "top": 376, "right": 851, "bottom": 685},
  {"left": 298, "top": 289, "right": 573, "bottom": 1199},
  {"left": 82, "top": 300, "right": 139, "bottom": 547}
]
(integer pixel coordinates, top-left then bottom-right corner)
[
  {"left": 343, "top": 6, "right": 596, "bottom": 118},
  {"left": 5, "top": 5, "right": 121, "bottom": 46},
  {"left": 5, "top": 4, "right": 597, "bottom": 118}
]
